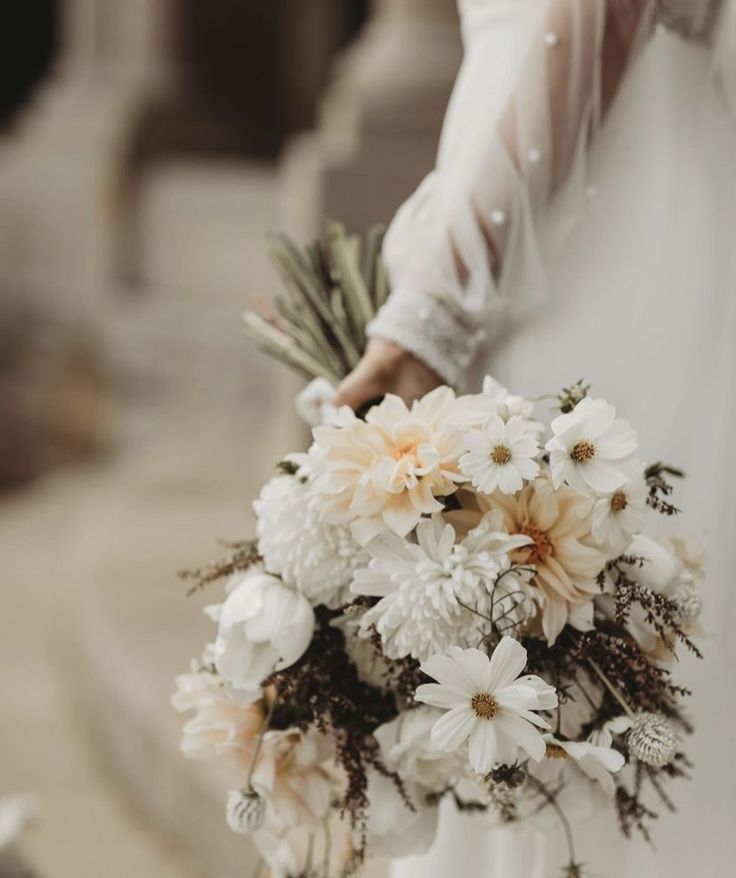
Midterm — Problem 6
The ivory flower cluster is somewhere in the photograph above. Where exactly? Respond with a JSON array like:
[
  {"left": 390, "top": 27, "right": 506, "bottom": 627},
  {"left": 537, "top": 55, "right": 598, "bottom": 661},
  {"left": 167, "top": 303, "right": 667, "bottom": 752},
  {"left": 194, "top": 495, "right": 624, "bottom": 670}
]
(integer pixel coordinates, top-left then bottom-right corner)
[{"left": 173, "top": 379, "right": 704, "bottom": 878}]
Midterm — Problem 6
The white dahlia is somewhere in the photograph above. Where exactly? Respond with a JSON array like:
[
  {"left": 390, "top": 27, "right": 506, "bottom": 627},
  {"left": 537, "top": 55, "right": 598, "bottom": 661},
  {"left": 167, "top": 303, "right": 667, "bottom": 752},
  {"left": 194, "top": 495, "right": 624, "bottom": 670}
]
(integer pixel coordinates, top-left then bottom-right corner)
[
  {"left": 351, "top": 511, "right": 533, "bottom": 661},
  {"left": 310, "top": 388, "right": 467, "bottom": 544},
  {"left": 415, "top": 638, "right": 558, "bottom": 774},
  {"left": 460, "top": 414, "right": 540, "bottom": 494},
  {"left": 255, "top": 473, "right": 367, "bottom": 608},
  {"left": 546, "top": 397, "right": 638, "bottom": 495}
]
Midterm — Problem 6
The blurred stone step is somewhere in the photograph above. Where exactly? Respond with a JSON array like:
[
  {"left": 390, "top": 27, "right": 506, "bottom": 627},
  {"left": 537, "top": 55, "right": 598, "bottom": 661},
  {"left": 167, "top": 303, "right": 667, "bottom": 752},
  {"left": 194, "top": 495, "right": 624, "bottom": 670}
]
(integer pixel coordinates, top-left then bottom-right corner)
[
  {"left": 0, "top": 467, "right": 207, "bottom": 878},
  {"left": 67, "top": 411, "right": 387, "bottom": 877},
  {"left": 135, "top": 160, "right": 277, "bottom": 303}
]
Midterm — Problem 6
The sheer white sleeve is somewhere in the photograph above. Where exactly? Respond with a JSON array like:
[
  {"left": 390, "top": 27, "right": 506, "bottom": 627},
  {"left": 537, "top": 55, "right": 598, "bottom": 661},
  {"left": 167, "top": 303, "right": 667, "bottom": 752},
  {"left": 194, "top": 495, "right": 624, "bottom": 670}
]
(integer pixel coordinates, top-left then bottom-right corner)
[{"left": 368, "top": 0, "right": 658, "bottom": 387}]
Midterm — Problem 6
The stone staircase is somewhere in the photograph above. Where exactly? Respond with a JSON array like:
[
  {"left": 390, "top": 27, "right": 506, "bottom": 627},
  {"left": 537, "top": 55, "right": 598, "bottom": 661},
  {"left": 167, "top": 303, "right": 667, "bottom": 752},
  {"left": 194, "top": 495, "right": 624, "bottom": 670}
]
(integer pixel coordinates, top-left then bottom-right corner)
[{"left": 1, "top": 158, "right": 386, "bottom": 877}]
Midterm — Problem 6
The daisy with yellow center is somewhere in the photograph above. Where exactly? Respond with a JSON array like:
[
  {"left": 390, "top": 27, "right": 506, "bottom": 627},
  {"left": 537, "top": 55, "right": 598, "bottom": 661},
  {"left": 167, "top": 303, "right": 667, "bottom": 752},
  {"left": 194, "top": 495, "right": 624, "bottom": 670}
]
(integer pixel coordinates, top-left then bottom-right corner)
[
  {"left": 590, "top": 473, "right": 648, "bottom": 556},
  {"left": 415, "top": 638, "right": 558, "bottom": 774},
  {"left": 460, "top": 414, "right": 541, "bottom": 494},
  {"left": 545, "top": 397, "right": 638, "bottom": 495}
]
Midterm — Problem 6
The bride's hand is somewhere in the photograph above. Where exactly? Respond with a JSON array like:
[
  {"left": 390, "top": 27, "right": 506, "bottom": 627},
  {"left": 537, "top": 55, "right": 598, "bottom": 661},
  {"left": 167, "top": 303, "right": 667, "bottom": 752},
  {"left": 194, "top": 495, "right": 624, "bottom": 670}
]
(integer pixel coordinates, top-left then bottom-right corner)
[{"left": 334, "top": 338, "right": 443, "bottom": 410}]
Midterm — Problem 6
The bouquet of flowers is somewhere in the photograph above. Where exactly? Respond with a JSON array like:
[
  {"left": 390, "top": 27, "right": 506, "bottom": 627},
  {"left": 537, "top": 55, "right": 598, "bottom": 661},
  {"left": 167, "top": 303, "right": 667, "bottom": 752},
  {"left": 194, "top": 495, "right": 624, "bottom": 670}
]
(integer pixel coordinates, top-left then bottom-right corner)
[{"left": 173, "top": 228, "right": 704, "bottom": 878}]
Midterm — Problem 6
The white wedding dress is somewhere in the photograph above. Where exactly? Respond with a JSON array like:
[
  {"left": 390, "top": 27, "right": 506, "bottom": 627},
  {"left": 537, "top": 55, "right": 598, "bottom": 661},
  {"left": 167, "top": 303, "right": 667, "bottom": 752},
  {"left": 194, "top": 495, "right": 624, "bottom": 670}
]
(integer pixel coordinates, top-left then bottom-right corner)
[{"left": 369, "top": 1, "right": 736, "bottom": 876}]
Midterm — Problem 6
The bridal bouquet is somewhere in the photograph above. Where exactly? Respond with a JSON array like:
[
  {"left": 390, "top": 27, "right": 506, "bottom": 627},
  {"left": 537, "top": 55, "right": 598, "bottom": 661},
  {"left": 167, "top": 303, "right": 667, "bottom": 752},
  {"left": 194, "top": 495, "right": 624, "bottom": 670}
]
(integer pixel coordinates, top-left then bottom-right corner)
[{"left": 173, "top": 228, "right": 703, "bottom": 878}]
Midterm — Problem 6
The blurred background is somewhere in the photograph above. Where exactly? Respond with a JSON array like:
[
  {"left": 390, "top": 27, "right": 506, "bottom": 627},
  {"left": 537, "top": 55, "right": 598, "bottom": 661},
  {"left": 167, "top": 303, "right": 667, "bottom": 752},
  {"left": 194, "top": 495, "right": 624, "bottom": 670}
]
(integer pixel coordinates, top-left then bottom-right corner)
[{"left": 0, "top": 1, "right": 463, "bottom": 876}]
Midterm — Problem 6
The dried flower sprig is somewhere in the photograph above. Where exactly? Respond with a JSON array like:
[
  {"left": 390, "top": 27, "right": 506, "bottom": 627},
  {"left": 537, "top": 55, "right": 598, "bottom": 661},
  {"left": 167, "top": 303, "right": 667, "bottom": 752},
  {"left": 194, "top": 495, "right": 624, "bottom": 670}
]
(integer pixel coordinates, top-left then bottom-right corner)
[
  {"left": 645, "top": 461, "right": 684, "bottom": 515},
  {"left": 266, "top": 607, "right": 404, "bottom": 844},
  {"left": 179, "top": 539, "right": 260, "bottom": 596},
  {"left": 609, "top": 555, "right": 703, "bottom": 658},
  {"left": 242, "top": 223, "right": 387, "bottom": 383}
]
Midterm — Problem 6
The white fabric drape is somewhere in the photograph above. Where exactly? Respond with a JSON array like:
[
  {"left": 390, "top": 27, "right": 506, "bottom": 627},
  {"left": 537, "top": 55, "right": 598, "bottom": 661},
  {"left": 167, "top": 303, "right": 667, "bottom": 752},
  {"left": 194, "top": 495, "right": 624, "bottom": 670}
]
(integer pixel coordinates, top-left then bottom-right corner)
[
  {"left": 367, "top": 0, "right": 730, "bottom": 388},
  {"left": 380, "top": 1, "right": 736, "bottom": 876}
]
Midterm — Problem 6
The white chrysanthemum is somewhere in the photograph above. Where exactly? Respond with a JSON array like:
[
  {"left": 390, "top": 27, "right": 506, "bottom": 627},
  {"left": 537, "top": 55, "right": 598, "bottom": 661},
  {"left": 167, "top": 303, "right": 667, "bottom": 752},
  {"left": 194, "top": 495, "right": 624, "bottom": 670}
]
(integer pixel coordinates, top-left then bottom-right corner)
[
  {"left": 310, "top": 388, "right": 468, "bottom": 544},
  {"left": 546, "top": 397, "right": 638, "bottom": 495},
  {"left": 591, "top": 472, "right": 648, "bottom": 556},
  {"left": 415, "top": 638, "right": 558, "bottom": 774},
  {"left": 352, "top": 512, "right": 533, "bottom": 661},
  {"left": 530, "top": 734, "right": 625, "bottom": 797},
  {"left": 374, "top": 707, "right": 464, "bottom": 792},
  {"left": 255, "top": 474, "right": 367, "bottom": 608},
  {"left": 460, "top": 414, "right": 540, "bottom": 494}
]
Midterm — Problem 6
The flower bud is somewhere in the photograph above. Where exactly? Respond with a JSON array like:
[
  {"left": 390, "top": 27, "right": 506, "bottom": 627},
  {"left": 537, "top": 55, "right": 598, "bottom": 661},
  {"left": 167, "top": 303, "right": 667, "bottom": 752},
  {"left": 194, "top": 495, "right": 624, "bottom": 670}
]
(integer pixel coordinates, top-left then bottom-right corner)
[
  {"left": 225, "top": 788, "right": 265, "bottom": 835},
  {"left": 626, "top": 712, "right": 677, "bottom": 768}
]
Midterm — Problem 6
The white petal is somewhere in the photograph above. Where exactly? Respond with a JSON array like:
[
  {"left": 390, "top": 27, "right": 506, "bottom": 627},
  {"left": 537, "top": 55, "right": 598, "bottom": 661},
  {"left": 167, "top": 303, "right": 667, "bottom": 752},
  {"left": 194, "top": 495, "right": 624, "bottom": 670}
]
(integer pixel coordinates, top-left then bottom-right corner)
[
  {"left": 414, "top": 683, "right": 467, "bottom": 710},
  {"left": 487, "top": 637, "right": 528, "bottom": 691},
  {"left": 448, "top": 647, "right": 493, "bottom": 689},
  {"left": 430, "top": 706, "right": 476, "bottom": 752},
  {"left": 468, "top": 721, "right": 498, "bottom": 774},
  {"left": 495, "top": 714, "right": 546, "bottom": 762},
  {"left": 582, "top": 460, "right": 628, "bottom": 494},
  {"left": 421, "top": 653, "right": 477, "bottom": 696}
]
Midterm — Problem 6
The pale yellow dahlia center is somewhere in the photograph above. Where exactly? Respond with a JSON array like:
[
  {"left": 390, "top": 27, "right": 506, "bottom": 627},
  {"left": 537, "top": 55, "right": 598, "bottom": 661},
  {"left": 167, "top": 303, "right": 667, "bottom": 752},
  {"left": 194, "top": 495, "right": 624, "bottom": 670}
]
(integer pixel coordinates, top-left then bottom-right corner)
[
  {"left": 519, "top": 521, "right": 554, "bottom": 564},
  {"left": 471, "top": 692, "right": 498, "bottom": 720},
  {"left": 570, "top": 440, "right": 597, "bottom": 463},
  {"left": 610, "top": 491, "right": 628, "bottom": 512},
  {"left": 491, "top": 444, "right": 513, "bottom": 465},
  {"left": 392, "top": 440, "right": 419, "bottom": 462}
]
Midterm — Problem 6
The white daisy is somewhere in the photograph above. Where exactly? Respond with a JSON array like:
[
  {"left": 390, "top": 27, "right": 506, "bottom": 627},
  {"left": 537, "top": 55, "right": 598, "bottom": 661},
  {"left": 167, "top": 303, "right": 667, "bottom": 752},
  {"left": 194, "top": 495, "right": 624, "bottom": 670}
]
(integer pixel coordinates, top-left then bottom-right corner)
[
  {"left": 460, "top": 415, "right": 540, "bottom": 494},
  {"left": 530, "top": 734, "right": 625, "bottom": 797},
  {"left": 591, "top": 473, "right": 649, "bottom": 556},
  {"left": 352, "top": 512, "right": 533, "bottom": 661},
  {"left": 414, "top": 638, "right": 558, "bottom": 774},
  {"left": 545, "top": 397, "right": 638, "bottom": 495}
]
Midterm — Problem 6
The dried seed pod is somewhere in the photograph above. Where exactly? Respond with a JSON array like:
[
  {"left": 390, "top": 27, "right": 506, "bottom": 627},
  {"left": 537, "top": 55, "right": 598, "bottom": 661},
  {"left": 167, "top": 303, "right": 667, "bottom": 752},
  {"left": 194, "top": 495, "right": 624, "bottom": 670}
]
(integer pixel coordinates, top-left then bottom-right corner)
[
  {"left": 626, "top": 712, "right": 677, "bottom": 768},
  {"left": 225, "top": 788, "right": 265, "bottom": 835}
]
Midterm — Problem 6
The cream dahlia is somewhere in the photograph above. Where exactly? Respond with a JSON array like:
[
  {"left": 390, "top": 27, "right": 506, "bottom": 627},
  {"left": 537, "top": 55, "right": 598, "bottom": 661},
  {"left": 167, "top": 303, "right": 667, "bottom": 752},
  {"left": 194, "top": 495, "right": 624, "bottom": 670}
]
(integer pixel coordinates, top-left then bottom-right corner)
[
  {"left": 250, "top": 729, "right": 334, "bottom": 829},
  {"left": 311, "top": 388, "right": 467, "bottom": 544},
  {"left": 171, "top": 668, "right": 265, "bottom": 768},
  {"left": 489, "top": 477, "right": 607, "bottom": 644}
]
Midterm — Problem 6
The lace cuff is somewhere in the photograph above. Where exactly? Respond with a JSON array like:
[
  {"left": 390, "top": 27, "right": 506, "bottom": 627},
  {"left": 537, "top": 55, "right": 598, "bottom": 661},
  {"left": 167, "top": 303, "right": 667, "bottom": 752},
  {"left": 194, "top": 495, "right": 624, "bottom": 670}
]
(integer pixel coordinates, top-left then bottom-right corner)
[{"left": 367, "top": 289, "right": 486, "bottom": 388}]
